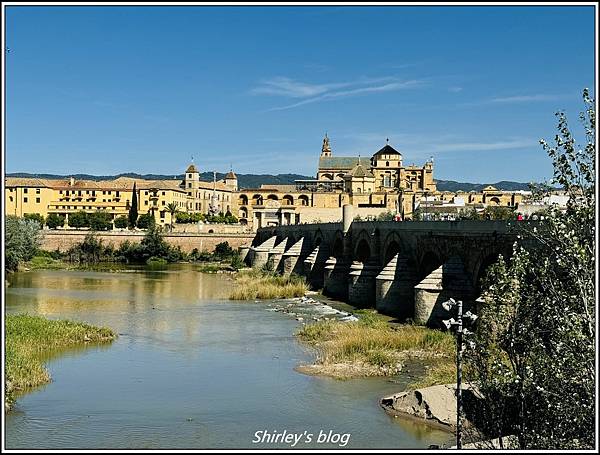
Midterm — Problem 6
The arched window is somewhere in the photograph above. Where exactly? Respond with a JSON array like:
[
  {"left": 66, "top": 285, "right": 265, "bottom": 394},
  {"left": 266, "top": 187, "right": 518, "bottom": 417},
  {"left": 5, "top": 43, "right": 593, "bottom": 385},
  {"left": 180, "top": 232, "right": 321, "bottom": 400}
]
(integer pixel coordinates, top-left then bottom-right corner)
[{"left": 298, "top": 195, "right": 309, "bottom": 206}]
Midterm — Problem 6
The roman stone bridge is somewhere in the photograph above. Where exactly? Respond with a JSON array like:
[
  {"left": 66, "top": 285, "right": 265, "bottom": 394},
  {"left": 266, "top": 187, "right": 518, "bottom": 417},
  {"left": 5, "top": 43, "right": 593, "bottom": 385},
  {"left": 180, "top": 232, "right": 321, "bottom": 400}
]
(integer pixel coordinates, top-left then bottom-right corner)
[{"left": 240, "top": 206, "right": 527, "bottom": 327}]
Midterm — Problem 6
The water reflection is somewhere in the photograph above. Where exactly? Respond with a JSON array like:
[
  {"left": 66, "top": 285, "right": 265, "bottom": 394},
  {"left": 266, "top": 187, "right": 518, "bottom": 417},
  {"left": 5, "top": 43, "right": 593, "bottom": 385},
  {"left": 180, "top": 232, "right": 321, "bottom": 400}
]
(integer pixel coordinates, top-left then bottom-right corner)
[{"left": 5, "top": 265, "right": 454, "bottom": 449}]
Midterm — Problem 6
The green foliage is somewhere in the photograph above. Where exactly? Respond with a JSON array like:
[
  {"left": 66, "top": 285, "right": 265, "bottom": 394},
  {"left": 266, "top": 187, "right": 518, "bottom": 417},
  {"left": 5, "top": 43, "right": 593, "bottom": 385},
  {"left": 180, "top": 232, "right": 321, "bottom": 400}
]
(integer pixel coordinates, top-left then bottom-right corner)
[
  {"left": 68, "top": 210, "right": 89, "bottom": 229},
  {"left": 45, "top": 213, "right": 65, "bottom": 229},
  {"left": 5, "top": 314, "right": 115, "bottom": 410},
  {"left": 229, "top": 253, "right": 244, "bottom": 271},
  {"left": 23, "top": 213, "right": 45, "bottom": 226},
  {"left": 375, "top": 210, "right": 395, "bottom": 221},
  {"left": 214, "top": 241, "right": 234, "bottom": 259},
  {"left": 482, "top": 205, "right": 516, "bottom": 220},
  {"left": 410, "top": 208, "right": 422, "bottom": 221},
  {"left": 128, "top": 182, "right": 138, "bottom": 228},
  {"left": 189, "top": 248, "right": 213, "bottom": 261},
  {"left": 88, "top": 211, "right": 113, "bottom": 231},
  {"left": 66, "top": 233, "right": 110, "bottom": 264},
  {"left": 146, "top": 256, "right": 168, "bottom": 267},
  {"left": 5, "top": 215, "right": 44, "bottom": 272},
  {"left": 136, "top": 212, "right": 155, "bottom": 229},
  {"left": 138, "top": 225, "right": 170, "bottom": 258},
  {"left": 466, "top": 90, "right": 595, "bottom": 449},
  {"left": 114, "top": 215, "right": 128, "bottom": 229},
  {"left": 458, "top": 207, "right": 481, "bottom": 220}
]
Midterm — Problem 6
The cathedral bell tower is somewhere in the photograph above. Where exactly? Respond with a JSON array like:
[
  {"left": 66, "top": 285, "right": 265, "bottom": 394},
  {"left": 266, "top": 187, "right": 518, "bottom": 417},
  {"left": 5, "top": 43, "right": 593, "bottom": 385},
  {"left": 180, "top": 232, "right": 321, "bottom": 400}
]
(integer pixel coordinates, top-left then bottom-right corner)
[{"left": 320, "top": 133, "right": 332, "bottom": 157}]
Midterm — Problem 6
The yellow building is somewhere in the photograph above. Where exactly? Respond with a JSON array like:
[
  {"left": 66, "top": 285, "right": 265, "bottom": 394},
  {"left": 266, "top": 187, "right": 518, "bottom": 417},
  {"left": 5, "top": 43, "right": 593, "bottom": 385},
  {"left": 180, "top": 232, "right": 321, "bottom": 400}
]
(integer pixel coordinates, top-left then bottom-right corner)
[
  {"left": 5, "top": 166, "right": 238, "bottom": 228},
  {"left": 236, "top": 135, "right": 525, "bottom": 229}
]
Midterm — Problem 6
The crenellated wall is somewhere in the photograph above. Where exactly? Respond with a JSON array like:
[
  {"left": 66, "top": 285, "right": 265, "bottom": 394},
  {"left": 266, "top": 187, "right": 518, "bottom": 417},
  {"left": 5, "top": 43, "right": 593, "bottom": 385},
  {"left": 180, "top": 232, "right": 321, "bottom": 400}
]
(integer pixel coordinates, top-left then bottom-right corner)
[{"left": 244, "top": 205, "right": 534, "bottom": 326}]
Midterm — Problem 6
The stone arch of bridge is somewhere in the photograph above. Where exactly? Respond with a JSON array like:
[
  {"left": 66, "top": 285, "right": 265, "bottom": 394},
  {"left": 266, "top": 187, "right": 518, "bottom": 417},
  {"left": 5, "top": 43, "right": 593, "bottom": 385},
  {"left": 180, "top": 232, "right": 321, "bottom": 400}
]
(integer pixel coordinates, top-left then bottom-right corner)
[
  {"left": 381, "top": 232, "right": 408, "bottom": 264},
  {"left": 331, "top": 231, "right": 344, "bottom": 258},
  {"left": 313, "top": 229, "right": 323, "bottom": 249},
  {"left": 418, "top": 250, "right": 443, "bottom": 281},
  {"left": 353, "top": 229, "right": 374, "bottom": 262}
]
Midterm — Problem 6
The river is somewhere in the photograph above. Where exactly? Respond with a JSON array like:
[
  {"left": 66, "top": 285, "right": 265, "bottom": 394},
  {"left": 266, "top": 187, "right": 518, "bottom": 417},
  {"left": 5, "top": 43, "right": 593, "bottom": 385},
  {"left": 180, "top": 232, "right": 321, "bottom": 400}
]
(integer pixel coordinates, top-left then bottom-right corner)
[{"left": 5, "top": 265, "right": 454, "bottom": 449}]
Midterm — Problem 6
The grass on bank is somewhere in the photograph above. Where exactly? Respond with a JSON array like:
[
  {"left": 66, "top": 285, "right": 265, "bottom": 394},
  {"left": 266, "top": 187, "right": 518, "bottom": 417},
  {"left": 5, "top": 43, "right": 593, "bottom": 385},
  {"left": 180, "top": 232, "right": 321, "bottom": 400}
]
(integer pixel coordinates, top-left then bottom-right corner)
[
  {"left": 229, "top": 269, "right": 309, "bottom": 300},
  {"left": 5, "top": 314, "right": 116, "bottom": 410},
  {"left": 296, "top": 311, "right": 456, "bottom": 382}
]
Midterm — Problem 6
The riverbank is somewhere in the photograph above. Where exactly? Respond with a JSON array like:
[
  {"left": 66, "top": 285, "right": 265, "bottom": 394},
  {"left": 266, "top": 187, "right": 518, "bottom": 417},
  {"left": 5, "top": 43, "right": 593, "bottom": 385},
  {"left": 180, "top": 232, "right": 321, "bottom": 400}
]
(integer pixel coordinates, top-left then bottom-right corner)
[
  {"left": 229, "top": 270, "right": 309, "bottom": 299},
  {"left": 295, "top": 311, "right": 455, "bottom": 382},
  {"left": 5, "top": 314, "right": 116, "bottom": 411}
]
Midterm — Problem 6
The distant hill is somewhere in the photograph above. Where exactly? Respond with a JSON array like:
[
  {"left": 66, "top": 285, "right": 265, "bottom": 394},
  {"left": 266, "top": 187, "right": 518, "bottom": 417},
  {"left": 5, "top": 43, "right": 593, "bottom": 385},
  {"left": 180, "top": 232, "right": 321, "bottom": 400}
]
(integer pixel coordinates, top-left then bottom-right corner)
[
  {"left": 5, "top": 172, "right": 314, "bottom": 190},
  {"left": 5, "top": 172, "right": 535, "bottom": 192},
  {"left": 434, "top": 179, "right": 534, "bottom": 192}
]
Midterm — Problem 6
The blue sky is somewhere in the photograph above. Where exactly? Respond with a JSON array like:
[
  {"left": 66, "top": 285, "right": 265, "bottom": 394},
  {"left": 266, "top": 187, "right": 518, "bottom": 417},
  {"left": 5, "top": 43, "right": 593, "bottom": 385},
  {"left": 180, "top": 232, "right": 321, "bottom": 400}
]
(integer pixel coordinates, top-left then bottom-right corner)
[{"left": 5, "top": 5, "right": 596, "bottom": 182}]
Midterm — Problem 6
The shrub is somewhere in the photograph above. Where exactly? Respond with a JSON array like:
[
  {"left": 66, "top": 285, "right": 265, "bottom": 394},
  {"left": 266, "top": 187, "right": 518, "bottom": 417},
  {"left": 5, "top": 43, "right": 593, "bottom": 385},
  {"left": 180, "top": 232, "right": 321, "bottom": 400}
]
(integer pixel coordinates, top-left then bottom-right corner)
[
  {"left": 5, "top": 216, "right": 43, "bottom": 272},
  {"left": 88, "top": 211, "right": 113, "bottom": 231},
  {"left": 45, "top": 213, "right": 65, "bottom": 229},
  {"left": 214, "top": 241, "right": 234, "bottom": 259},
  {"left": 68, "top": 210, "right": 89, "bottom": 229},
  {"left": 114, "top": 216, "right": 128, "bottom": 229},
  {"left": 136, "top": 212, "right": 155, "bottom": 229},
  {"left": 23, "top": 213, "right": 45, "bottom": 226}
]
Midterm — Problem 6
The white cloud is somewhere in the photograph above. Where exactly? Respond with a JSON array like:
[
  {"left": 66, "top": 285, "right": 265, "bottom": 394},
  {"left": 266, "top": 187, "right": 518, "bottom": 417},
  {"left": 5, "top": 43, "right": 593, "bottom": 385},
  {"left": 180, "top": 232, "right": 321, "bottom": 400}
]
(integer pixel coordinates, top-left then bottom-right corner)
[
  {"left": 251, "top": 76, "right": 425, "bottom": 111},
  {"left": 489, "top": 94, "right": 559, "bottom": 104},
  {"left": 336, "top": 131, "right": 536, "bottom": 158},
  {"left": 461, "top": 94, "right": 562, "bottom": 107}
]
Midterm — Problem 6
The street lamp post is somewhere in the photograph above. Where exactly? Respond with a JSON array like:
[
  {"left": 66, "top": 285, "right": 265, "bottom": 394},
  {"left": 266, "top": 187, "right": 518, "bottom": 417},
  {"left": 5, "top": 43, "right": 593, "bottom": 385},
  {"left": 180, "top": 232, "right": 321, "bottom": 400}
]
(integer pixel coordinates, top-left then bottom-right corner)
[{"left": 442, "top": 298, "right": 477, "bottom": 449}]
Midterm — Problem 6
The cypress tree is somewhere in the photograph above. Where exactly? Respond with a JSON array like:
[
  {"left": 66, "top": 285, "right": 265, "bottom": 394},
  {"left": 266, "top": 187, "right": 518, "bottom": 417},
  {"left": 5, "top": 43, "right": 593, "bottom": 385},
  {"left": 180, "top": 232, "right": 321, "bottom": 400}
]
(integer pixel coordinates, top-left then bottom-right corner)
[{"left": 128, "top": 182, "right": 138, "bottom": 228}]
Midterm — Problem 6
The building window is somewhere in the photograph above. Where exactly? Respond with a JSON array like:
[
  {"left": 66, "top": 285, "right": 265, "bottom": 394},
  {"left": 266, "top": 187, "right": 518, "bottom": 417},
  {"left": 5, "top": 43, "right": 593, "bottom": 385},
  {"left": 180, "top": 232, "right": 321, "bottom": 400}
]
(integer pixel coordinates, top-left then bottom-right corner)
[
  {"left": 145, "top": 200, "right": 148, "bottom": 205},
  {"left": 24, "top": 197, "right": 28, "bottom": 203},
  {"left": 36, "top": 188, "right": 41, "bottom": 194},
  {"left": 9, "top": 196, "right": 13, "bottom": 202},
  {"left": 24, "top": 188, "right": 28, "bottom": 193},
  {"left": 188, "top": 183, "right": 192, "bottom": 188},
  {"left": 162, "top": 191, "right": 165, "bottom": 196},
  {"left": 161, "top": 201, "right": 165, "bottom": 206},
  {"left": 188, "top": 174, "right": 192, "bottom": 179},
  {"left": 36, "top": 198, "right": 40, "bottom": 203}
]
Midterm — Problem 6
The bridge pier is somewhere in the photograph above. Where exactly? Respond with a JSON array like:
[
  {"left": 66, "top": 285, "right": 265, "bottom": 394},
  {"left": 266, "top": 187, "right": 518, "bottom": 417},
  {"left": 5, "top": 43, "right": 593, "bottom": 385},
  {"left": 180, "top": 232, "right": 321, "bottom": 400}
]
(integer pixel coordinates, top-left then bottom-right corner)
[
  {"left": 414, "top": 256, "right": 475, "bottom": 328},
  {"left": 348, "top": 260, "right": 379, "bottom": 308},
  {"left": 303, "top": 245, "right": 329, "bottom": 289},
  {"left": 267, "top": 237, "right": 289, "bottom": 272},
  {"left": 238, "top": 246, "right": 251, "bottom": 265},
  {"left": 250, "top": 235, "right": 277, "bottom": 269},
  {"left": 375, "top": 254, "right": 418, "bottom": 320},
  {"left": 281, "top": 237, "right": 307, "bottom": 276},
  {"left": 323, "top": 257, "right": 350, "bottom": 300}
]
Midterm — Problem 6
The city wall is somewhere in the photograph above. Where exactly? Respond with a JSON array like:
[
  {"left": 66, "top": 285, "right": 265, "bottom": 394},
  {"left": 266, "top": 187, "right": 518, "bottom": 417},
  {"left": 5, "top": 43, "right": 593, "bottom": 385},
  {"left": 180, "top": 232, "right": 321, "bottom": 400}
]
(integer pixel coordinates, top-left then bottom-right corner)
[{"left": 41, "top": 229, "right": 255, "bottom": 253}]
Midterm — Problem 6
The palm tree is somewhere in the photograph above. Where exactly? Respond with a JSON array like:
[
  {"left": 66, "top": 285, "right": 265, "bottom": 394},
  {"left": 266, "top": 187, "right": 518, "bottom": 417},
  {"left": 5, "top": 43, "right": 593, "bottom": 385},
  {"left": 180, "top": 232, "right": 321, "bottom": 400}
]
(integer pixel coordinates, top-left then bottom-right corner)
[{"left": 166, "top": 202, "right": 179, "bottom": 232}]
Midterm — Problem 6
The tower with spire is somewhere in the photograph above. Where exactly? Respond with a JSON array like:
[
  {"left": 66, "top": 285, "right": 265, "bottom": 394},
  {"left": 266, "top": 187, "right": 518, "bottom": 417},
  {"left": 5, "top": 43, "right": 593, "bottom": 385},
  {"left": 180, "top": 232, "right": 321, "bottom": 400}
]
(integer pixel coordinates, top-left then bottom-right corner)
[
  {"left": 320, "top": 133, "right": 332, "bottom": 157},
  {"left": 224, "top": 164, "right": 238, "bottom": 191}
]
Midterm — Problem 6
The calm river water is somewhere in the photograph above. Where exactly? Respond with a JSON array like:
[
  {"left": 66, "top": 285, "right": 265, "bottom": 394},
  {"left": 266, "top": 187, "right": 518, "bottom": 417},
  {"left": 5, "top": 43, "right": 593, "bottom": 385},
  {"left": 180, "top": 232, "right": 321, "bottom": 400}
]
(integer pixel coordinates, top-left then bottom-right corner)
[{"left": 5, "top": 265, "right": 454, "bottom": 449}]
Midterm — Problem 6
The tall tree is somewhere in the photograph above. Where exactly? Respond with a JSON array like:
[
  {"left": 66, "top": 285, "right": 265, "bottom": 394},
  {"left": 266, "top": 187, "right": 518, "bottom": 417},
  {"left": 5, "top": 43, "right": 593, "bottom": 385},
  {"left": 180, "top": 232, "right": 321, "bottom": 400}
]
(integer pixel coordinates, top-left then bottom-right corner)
[
  {"left": 128, "top": 183, "right": 138, "bottom": 228},
  {"left": 166, "top": 202, "right": 178, "bottom": 231},
  {"left": 465, "top": 90, "right": 595, "bottom": 449}
]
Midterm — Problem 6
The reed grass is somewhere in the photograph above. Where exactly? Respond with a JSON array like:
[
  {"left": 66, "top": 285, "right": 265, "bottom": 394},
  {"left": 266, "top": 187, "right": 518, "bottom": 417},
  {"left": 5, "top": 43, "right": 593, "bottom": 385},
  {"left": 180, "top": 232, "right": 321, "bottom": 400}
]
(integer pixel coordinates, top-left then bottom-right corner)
[
  {"left": 5, "top": 314, "right": 116, "bottom": 410},
  {"left": 229, "top": 270, "right": 309, "bottom": 300},
  {"left": 296, "top": 315, "right": 454, "bottom": 378},
  {"left": 409, "top": 358, "right": 456, "bottom": 389}
]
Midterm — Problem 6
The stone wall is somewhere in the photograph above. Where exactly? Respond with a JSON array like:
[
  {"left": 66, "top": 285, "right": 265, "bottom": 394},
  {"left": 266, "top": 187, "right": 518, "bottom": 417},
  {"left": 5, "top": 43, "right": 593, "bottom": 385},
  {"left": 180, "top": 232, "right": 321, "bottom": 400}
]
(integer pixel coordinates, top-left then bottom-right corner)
[{"left": 40, "top": 229, "right": 255, "bottom": 253}]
